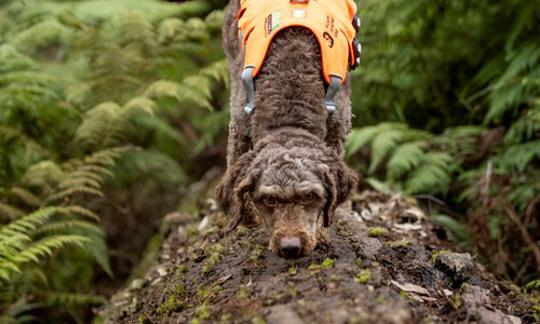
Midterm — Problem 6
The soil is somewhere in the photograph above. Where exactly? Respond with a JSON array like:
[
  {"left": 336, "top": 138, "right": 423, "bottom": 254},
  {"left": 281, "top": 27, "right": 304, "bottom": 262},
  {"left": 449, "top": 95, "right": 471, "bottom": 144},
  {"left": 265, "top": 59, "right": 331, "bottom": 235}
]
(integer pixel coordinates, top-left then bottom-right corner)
[{"left": 98, "top": 188, "right": 538, "bottom": 323}]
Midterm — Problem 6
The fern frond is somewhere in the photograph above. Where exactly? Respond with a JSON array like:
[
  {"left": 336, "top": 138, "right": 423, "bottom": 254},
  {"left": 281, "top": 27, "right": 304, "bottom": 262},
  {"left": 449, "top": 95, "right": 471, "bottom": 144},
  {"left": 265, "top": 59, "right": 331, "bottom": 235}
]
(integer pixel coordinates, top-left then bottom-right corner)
[
  {"left": 404, "top": 153, "right": 453, "bottom": 194},
  {"left": 63, "top": 206, "right": 100, "bottom": 222},
  {"left": 57, "top": 177, "right": 102, "bottom": 191},
  {"left": 77, "top": 165, "right": 114, "bottom": 178},
  {"left": 43, "top": 291, "right": 106, "bottom": 306},
  {"left": 504, "top": 106, "right": 540, "bottom": 144},
  {"left": 497, "top": 45, "right": 540, "bottom": 86},
  {"left": 20, "top": 161, "right": 65, "bottom": 193},
  {"left": 495, "top": 140, "right": 540, "bottom": 172},
  {"left": 369, "top": 129, "right": 403, "bottom": 173},
  {"left": 34, "top": 221, "right": 103, "bottom": 237},
  {"left": 124, "top": 96, "right": 156, "bottom": 115},
  {"left": 386, "top": 142, "right": 425, "bottom": 179},
  {"left": 10, "top": 19, "right": 71, "bottom": 52},
  {"left": 525, "top": 279, "right": 540, "bottom": 292},
  {"left": 0, "top": 203, "right": 26, "bottom": 221},
  {"left": 15, "top": 235, "right": 89, "bottom": 264},
  {"left": 45, "top": 187, "right": 104, "bottom": 203},
  {"left": 347, "top": 126, "right": 379, "bottom": 156},
  {"left": 7, "top": 187, "right": 42, "bottom": 208},
  {"left": 0, "top": 206, "right": 92, "bottom": 281},
  {"left": 0, "top": 207, "right": 60, "bottom": 239}
]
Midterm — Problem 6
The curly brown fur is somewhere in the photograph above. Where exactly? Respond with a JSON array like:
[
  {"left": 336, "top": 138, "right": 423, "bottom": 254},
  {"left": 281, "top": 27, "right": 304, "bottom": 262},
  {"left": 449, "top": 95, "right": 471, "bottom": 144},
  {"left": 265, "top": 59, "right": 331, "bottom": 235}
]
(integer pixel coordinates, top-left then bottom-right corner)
[{"left": 218, "top": 0, "right": 357, "bottom": 258}]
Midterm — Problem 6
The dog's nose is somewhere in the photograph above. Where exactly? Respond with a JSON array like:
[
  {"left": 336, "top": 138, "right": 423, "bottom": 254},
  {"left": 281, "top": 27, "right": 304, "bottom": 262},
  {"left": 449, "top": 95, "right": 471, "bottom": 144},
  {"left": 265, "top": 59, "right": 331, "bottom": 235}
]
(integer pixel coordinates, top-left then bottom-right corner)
[{"left": 279, "top": 236, "right": 302, "bottom": 259}]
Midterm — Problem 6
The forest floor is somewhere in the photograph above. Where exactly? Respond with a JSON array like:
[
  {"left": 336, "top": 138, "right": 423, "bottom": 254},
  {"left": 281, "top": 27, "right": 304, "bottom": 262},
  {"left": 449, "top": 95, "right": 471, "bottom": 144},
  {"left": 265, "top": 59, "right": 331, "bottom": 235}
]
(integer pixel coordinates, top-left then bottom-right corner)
[{"left": 99, "top": 175, "right": 537, "bottom": 323}]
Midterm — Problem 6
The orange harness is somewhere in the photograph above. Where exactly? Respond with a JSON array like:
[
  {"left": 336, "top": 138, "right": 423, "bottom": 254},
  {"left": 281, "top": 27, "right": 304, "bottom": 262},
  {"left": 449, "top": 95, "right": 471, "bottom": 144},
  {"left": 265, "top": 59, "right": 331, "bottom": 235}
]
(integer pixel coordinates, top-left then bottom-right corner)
[{"left": 237, "top": 0, "right": 361, "bottom": 114}]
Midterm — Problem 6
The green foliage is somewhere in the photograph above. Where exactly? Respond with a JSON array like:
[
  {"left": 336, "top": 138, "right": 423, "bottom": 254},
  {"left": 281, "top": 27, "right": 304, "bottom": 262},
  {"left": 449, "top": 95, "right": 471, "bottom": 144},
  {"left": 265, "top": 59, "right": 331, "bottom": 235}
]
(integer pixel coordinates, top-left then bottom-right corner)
[
  {"left": 349, "top": 0, "right": 539, "bottom": 283},
  {"left": 0, "top": 0, "right": 228, "bottom": 321},
  {"left": 525, "top": 279, "right": 540, "bottom": 292},
  {"left": 347, "top": 123, "right": 455, "bottom": 194}
]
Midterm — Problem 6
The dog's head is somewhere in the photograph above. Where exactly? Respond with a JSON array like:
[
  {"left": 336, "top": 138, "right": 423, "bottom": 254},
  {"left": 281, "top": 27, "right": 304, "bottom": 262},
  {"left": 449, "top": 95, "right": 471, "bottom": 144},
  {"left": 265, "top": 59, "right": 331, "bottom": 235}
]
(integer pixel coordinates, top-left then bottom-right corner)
[{"left": 216, "top": 135, "right": 357, "bottom": 259}]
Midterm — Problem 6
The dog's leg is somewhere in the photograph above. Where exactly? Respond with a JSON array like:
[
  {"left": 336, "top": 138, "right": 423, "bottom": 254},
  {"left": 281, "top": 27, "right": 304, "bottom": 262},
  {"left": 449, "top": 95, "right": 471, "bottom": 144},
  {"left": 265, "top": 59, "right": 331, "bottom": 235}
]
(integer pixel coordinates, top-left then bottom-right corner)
[
  {"left": 222, "top": 0, "right": 241, "bottom": 61},
  {"left": 223, "top": 0, "right": 252, "bottom": 166},
  {"left": 325, "top": 82, "right": 352, "bottom": 157}
]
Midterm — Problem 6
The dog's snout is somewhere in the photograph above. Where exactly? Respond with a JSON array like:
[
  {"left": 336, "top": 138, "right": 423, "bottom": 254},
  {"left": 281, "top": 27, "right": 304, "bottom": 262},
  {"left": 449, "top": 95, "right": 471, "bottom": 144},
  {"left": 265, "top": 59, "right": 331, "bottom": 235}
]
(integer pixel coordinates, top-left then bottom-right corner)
[{"left": 279, "top": 236, "right": 302, "bottom": 259}]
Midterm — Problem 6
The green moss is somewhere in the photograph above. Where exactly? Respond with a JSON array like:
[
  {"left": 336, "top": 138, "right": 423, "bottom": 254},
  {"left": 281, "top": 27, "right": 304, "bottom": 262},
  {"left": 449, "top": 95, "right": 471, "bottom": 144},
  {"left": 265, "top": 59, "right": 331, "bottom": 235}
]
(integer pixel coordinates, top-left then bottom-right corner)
[
  {"left": 197, "top": 284, "right": 222, "bottom": 302},
  {"left": 137, "top": 314, "right": 151, "bottom": 324},
  {"left": 321, "top": 258, "right": 335, "bottom": 269},
  {"left": 308, "top": 258, "right": 335, "bottom": 271},
  {"left": 201, "top": 243, "right": 224, "bottom": 275},
  {"left": 399, "top": 291, "right": 410, "bottom": 299},
  {"left": 367, "top": 227, "right": 388, "bottom": 237},
  {"left": 251, "top": 316, "right": 266, "bottom": 324},
  {"left": 193, "top": 304, "right": 210, "bottom": 322},
  {"left": 354, "top": 269, "right": 371, "bottom": 284},
  {"left": 268, "top": 292, "right": 286, "bottom": 304},
  {"left": 288, "top": 282, "right": 297, "bottom": 298},
  {"left": 355, "top": 258, "right": 364, "bottom": 269},
  {"left": 175, "top": 284, "right": 185, "bottom": 296},
  {"left": 156, "top": 294, "right": 183, "bottom": 315},
  {"left": 388, "top": 239, "right": 411, "bottom": 249},
  {"left": 450, "top": 291, "right": 462, "bottom": 309},
  {"left": 220, "top": 313, "right": 233, "bottom": 322},
  {"left": 431, "top": 250, "right": 450, "bottom": 263},
  {"left": 138, "top": 315, "right": 144, "bottom": 324},
  {"left": 288, "top": 264, "right": 297, "bottom": 276},
  {"left": 375, "top": 295, "right": 386, "bottom": 304},
  {"left": 176, "top": 264, "right": 188, "bottom": 281},
  {"left": 249, "top": 243, "right": 264, "bottom": 261},
  {"left": 236, "top": 225, "right": 249, "bottom": 237},
  {"left": 186, "top": 225, "right": 200, "bottom": 239},
  {"left": 450, "top": 284, "right": 467, "bottom": 309},
  {"left": 236, "top": 284, "right": 250, "bottom": 299}
]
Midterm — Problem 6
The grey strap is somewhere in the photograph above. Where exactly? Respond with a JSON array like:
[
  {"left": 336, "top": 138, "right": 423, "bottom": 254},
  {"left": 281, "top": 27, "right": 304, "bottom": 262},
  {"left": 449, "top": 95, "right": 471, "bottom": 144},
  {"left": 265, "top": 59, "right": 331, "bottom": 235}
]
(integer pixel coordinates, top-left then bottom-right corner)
[
  {"left": 324, "top": 76, "right": 341, "bottom": 114},
  {"left": 241, "top": 67, "right": 255, "bottom": 114}
]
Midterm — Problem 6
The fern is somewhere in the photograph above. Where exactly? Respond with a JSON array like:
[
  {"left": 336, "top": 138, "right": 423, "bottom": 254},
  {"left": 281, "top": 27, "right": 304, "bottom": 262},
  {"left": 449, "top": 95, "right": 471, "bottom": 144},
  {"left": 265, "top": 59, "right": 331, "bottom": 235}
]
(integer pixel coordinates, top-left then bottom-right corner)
[
  {"left": 347, "top": 123, "right": 454, "bottom": 194},
  {"left": 75, "top": 102, "right": 154, "bottom": 148},
  {"left": 404, "top": 153, "right": 453, "bottom": 194},
  {"left": 0, "top": 207, "right": 85, "bottom": 281},
  {"left": 386, "top": 142, "right": 425, "bottom": 179},
  {"left": 346, "top": 0, "right": 540, "bottom": 284},
  {"left": 495, "top": 140, "right": 540, "bottom": 172},
  {"left": 525, "top": 279, "right": 540, "bottom": 292},
  {"left": 43, "top": 291, "right": 106, "bottom": 306},
  {"left": 1, "top": 1, "right": 228, "bottom": 321},
  {"left": 369, "top": 129, "right": 403, "bottom": 173}
]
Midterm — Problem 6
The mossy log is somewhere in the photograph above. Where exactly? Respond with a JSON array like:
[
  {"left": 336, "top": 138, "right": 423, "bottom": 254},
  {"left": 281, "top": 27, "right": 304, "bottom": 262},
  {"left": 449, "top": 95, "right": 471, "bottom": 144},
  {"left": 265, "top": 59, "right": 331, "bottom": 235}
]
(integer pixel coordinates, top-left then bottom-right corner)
[{"left": 99, "top": 189, "right": 536, "bottom": 323}]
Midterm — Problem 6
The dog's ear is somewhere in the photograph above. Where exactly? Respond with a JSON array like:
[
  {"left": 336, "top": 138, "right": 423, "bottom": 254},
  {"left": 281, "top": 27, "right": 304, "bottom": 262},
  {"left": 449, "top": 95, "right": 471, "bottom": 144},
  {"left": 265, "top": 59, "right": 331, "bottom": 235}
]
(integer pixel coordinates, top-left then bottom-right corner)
[
  {"left": 320, "top": 160, "right": 358, "bottom": 227},
  {"left": 216, "top": 151, "right": 260, "bottom": 232}
]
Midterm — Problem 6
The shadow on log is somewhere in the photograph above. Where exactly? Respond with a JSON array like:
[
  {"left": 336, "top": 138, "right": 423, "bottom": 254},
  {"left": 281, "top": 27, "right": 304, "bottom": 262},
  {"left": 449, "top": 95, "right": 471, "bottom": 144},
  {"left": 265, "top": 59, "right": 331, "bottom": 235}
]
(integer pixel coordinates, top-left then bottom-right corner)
[{"left": 99, "top": 188, "right": 536, "bottom": 323}]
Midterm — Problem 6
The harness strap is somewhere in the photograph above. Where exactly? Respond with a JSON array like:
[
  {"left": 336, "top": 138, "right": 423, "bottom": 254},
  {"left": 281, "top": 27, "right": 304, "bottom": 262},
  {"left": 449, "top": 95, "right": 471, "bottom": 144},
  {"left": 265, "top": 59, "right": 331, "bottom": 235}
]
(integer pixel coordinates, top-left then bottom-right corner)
[
  {"left": 324, "top": 76, "right": 342, "bottom": 114},
  {"left": 241, "top": 66, "right": 255, "bottom": 114}
]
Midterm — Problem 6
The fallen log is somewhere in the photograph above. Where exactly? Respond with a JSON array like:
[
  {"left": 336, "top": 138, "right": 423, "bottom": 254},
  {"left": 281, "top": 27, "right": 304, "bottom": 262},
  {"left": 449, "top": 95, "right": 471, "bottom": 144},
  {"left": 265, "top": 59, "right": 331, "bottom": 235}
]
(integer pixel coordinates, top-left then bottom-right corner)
[{"left": 99, "top": 188, "right": 536, "bottom": 323}]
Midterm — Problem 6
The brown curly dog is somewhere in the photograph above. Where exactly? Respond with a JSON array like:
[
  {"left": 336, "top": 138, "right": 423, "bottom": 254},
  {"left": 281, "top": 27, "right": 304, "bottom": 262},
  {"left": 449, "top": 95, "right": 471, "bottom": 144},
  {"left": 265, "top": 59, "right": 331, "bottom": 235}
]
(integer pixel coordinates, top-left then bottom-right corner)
[{"left": 217, "top": 0, "right": 359, "bottom": 259}]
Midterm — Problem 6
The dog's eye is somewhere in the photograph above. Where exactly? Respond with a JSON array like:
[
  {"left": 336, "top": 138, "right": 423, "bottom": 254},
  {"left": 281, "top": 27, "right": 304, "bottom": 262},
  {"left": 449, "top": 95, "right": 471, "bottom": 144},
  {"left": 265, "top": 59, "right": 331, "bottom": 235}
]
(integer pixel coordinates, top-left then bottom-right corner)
[
  {"left": 303, "top": 192, "right": 316, "bottom": 203},
  {"left": 263, "top": 195, "right": 277, "bottom": 207}
]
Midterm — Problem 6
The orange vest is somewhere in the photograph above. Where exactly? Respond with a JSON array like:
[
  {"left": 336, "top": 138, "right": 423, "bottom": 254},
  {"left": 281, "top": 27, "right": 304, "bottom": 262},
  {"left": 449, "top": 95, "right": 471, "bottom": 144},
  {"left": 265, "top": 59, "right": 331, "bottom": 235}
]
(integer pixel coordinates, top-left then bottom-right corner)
[{"left": 238, "top": 0, "right": 358, "bottom": 84}]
